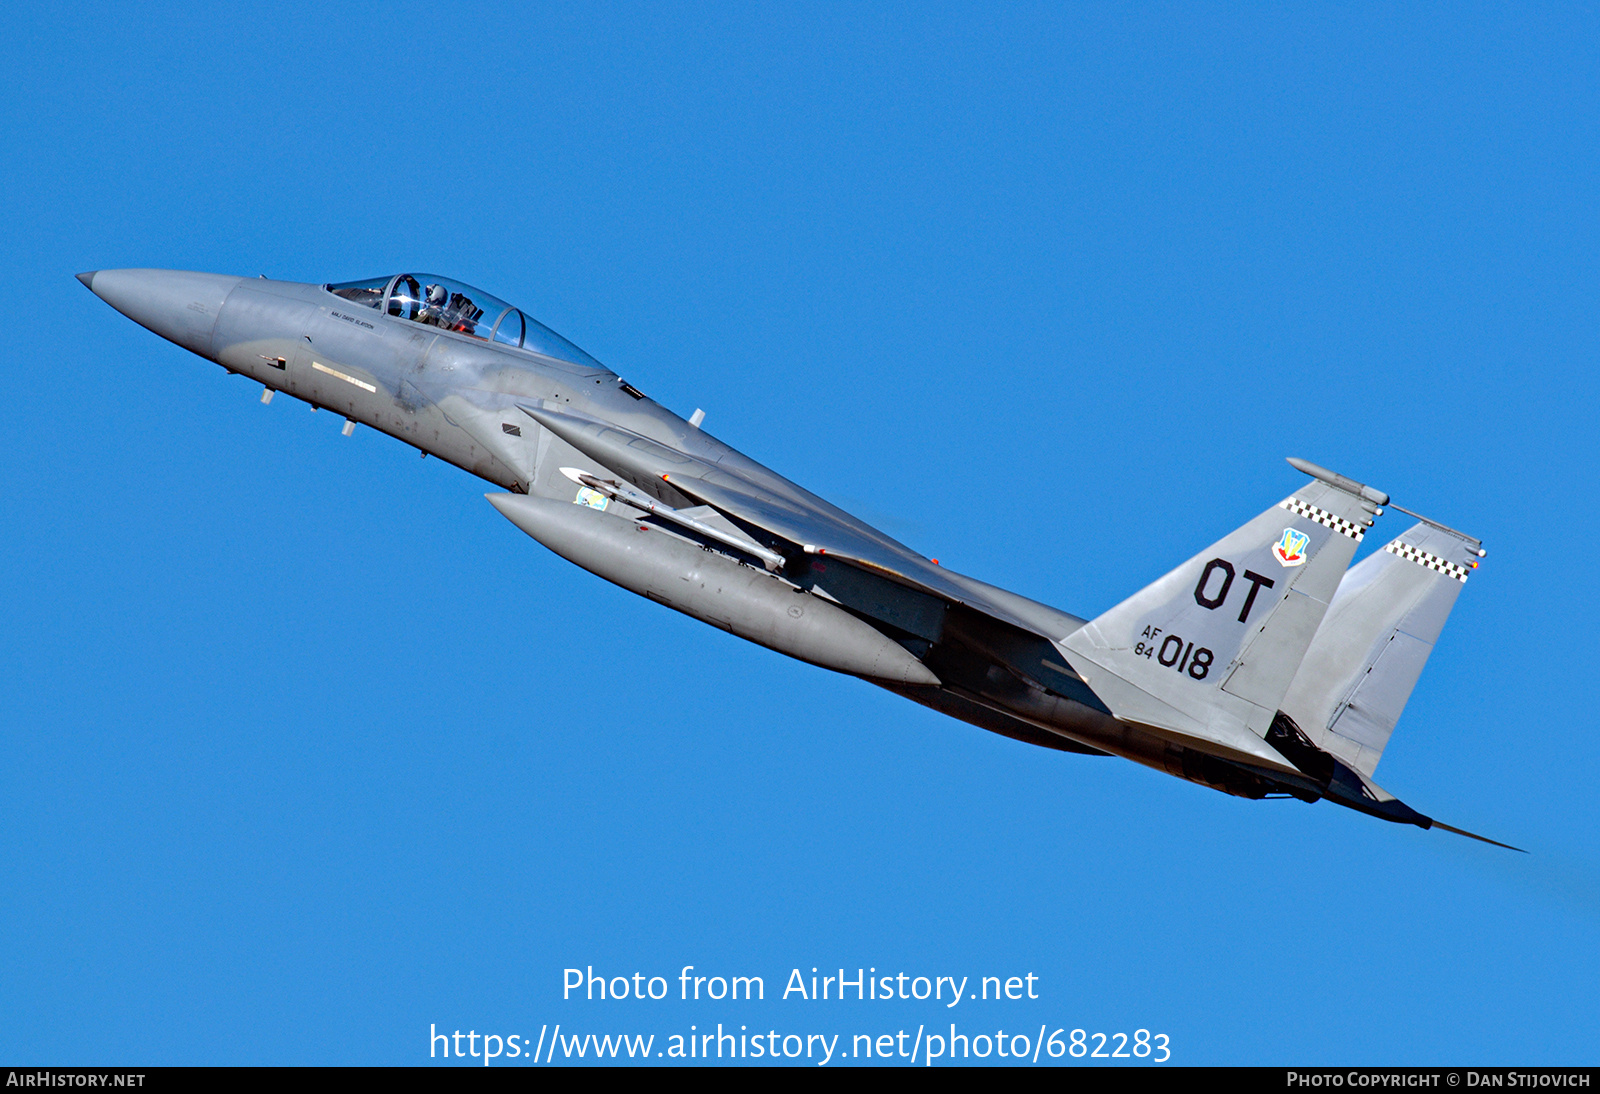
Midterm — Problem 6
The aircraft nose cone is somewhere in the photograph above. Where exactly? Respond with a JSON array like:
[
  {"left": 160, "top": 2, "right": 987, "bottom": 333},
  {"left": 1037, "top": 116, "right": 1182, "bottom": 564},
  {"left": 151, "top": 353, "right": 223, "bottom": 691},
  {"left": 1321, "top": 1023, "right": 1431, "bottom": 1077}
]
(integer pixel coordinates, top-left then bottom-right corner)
[{"left": 80, "top": 268, "right": 244, "bottom": 358}]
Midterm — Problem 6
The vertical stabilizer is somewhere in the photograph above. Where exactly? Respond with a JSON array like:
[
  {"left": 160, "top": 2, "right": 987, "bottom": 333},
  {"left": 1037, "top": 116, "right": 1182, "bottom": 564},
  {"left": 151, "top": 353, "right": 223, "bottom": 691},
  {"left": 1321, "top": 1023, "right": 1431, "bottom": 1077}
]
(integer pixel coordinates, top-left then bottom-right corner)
[
  {"left": 1279, "top": 520, "right": 1483, "bottom": 777},
  {"left": 1060, "top": 460, "right": 1383, "bottom": 768}
]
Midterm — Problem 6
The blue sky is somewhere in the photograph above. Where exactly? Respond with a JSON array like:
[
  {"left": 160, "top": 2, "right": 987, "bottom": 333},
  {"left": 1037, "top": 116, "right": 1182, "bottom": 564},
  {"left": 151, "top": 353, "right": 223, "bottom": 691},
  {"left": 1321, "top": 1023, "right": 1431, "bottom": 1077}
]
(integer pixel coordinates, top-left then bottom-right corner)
[{"left": 3, "top": 2, "right": 1596, "bottom": 1065}]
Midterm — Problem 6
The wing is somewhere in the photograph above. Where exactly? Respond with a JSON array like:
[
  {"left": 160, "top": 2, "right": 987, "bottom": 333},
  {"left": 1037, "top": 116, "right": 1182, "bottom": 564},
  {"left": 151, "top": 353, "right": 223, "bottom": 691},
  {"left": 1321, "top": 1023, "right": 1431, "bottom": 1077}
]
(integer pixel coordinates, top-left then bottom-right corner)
[{"left": 518, "top": 403, "right": 1085, "bottom": 644}]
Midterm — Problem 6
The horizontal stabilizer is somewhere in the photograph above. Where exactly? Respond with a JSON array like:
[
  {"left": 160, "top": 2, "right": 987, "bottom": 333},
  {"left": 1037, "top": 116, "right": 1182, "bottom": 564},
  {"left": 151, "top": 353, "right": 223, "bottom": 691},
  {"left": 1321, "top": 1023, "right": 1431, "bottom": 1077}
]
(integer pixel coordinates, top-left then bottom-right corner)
[
  {"left": 1431, "top": 821, "right": 1526, "bottom": 853},
  {"left": 1320, "top": 761, "right": 1525, "bottom": 851}
]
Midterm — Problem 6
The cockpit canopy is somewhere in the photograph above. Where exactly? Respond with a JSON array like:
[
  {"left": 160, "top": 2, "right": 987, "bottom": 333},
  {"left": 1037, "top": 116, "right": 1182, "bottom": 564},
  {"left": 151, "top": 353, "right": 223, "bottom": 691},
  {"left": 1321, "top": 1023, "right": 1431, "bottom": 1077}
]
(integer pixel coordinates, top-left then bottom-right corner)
[{"left": 326, "top": 274, "right": 602, "bottom": 368}]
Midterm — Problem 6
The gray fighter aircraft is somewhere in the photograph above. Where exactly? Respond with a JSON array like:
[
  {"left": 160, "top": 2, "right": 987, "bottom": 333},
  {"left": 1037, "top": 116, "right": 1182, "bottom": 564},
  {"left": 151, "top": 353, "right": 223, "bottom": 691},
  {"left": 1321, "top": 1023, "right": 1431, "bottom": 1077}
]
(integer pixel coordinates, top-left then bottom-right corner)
[{"left": 78, "top": 268, "right": 1515, "bottom": 849}]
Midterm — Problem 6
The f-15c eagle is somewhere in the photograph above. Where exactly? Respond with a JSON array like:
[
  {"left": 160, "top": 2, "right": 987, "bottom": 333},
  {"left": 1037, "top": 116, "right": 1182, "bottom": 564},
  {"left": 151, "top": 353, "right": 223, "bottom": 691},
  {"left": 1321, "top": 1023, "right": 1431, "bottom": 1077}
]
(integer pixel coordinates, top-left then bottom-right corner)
[{"left": 78, "top": 268, "right": 1515, "bottom": 850}]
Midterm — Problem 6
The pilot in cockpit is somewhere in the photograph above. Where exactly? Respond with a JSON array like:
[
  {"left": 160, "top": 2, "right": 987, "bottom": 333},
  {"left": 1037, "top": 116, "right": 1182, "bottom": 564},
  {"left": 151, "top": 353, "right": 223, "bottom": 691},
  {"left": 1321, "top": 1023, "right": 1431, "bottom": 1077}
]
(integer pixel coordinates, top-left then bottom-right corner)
[{"left": 418, "top": 283, "right": 450, "bottom": 326}]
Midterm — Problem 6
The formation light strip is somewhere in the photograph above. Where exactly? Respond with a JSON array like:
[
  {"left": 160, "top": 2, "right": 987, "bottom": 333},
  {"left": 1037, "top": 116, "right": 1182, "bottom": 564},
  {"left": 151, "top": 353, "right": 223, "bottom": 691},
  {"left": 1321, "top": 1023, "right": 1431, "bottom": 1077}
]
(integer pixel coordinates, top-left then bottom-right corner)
[{"left": 312, "top": 361, "right": 377, "bottom": 393}]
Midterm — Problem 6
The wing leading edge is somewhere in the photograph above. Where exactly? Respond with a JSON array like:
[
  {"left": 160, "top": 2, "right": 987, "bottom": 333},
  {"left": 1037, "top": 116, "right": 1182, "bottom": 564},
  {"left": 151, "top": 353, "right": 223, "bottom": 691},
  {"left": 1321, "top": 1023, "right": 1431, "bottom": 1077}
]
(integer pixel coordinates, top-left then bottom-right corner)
[{"left": 518, "top": 403, "right": 1084, "bottom": 641}]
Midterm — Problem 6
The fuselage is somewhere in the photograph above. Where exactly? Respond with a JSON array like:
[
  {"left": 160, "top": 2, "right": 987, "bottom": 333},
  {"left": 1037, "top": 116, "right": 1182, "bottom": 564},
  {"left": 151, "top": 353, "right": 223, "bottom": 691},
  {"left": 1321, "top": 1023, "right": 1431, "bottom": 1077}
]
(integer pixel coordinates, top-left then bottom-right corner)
[
  {"left": 81, "top": 269, "right": 784, "bottom": 499},
  {"left": 83, "top": 270, "right": 970, "bottom": 562},
  {"left": 80, "top": 269, "right": 1415, "bottom": 822}
]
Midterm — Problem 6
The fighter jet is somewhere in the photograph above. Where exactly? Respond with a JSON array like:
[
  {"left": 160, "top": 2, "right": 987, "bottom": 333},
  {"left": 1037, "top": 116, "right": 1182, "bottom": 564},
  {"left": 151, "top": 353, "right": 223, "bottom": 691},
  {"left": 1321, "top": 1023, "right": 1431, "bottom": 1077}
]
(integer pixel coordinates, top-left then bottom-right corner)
[{"left": 77, "top": 268, "right": 1515, "bottom": 849}]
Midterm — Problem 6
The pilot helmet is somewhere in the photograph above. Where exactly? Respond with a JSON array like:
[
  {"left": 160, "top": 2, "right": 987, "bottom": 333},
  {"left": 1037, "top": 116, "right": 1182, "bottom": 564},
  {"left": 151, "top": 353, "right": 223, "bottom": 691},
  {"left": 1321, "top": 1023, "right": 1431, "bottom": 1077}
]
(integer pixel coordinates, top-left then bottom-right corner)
[{"left": 425, "top": 284, "right": 449, "bottom": 307}]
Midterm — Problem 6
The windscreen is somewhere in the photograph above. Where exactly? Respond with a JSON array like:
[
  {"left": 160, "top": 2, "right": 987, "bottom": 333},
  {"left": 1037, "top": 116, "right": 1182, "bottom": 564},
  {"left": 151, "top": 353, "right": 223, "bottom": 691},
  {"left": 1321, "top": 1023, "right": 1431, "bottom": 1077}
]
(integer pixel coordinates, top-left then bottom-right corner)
[{"left": 326, "top": 274, "right": 604, "bottom": 368}]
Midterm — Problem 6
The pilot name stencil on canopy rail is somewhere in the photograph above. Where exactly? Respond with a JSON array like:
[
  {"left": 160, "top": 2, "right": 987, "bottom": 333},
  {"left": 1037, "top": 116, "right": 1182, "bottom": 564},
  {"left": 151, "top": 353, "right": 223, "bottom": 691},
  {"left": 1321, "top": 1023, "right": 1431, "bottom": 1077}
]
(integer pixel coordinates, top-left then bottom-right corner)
[{"left": 78, "top": 267, "right": 1513, "bottom": 850}]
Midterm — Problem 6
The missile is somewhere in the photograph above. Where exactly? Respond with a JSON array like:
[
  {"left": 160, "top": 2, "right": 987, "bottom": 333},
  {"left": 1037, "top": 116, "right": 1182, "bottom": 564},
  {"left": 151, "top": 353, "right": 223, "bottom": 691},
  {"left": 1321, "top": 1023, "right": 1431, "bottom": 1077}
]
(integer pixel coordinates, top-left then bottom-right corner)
[
  {"left": 487, "top": 493, "right": 940, "bottom": 687},
  {"left": 557, "top": 466, "right": 787, "bottom": 571}
]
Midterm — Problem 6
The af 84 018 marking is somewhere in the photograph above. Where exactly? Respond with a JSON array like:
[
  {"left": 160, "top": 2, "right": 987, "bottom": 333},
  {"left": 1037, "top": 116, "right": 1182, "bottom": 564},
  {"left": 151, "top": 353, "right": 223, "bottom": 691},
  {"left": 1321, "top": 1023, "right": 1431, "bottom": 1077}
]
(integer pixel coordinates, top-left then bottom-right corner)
[{"left": 1133, "top": 628, "right": 1214, "bottom": 680}]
